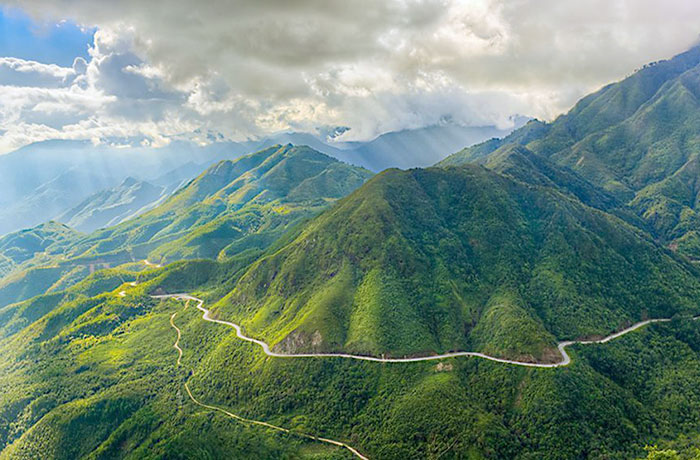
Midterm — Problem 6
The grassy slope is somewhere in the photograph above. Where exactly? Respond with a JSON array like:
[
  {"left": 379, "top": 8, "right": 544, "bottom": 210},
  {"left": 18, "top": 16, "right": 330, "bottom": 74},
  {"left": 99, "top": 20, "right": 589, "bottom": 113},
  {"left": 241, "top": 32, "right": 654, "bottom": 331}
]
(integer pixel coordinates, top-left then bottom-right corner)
[
  {"left": 1, "top": 259, "right": 700, "bottom": 459},
  {"left": 439, "top": 46, "right": 700, "bottom": 257},
  {"left": 0, "top": 145, "right": 372, "bottom": 309},
  {"left": 212, "top": 165, "right": 700, "bottom": 362}
]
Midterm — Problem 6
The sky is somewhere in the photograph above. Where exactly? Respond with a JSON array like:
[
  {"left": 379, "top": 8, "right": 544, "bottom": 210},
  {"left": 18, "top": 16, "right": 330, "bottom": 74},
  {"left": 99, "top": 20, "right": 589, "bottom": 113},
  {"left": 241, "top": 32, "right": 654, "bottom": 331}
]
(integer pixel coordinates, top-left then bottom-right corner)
[{"left": 0, "top": 0, "right": 699, "bottom": 154}]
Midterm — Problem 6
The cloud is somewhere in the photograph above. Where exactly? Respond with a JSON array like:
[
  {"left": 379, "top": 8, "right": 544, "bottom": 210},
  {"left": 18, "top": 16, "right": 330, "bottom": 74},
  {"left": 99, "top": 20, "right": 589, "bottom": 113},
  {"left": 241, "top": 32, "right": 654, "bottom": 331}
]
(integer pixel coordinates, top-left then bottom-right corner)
[
  {"left": 1, "top": 0, "right": 700, "bottom": 150},
  {"left": 0, "top": 56, "right": 82, "bottom": 87},
  {"left": 0, "top": 26, "right": 197, "bottom": 153}
]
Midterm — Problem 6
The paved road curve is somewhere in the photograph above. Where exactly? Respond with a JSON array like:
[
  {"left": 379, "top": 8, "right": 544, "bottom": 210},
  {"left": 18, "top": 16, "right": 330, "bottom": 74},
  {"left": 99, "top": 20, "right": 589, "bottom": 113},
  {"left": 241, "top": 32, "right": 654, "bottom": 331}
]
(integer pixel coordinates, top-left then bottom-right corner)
[
  {"left": 152, "top": 291, "right": 700, "bottom": 460},
  {"left": 166, "top": 297, "right": 369, "bottom": 460},
  {"left": 154, "top": 294, "right": 699, "bottom": 368}
]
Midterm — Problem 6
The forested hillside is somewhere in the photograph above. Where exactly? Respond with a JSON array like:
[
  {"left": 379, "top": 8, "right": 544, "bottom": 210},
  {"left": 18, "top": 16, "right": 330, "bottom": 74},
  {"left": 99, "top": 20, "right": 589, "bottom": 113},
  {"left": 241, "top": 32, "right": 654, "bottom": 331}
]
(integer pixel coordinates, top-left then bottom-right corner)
[
  {"left": 213, "top": 165, "right": 700, "bottom": 362},
  {"left": 440, "top": 45, "right": 700, "bottom": 258},
  {"left": 0, "top": 145, "right": 372, "bottom": 309}
]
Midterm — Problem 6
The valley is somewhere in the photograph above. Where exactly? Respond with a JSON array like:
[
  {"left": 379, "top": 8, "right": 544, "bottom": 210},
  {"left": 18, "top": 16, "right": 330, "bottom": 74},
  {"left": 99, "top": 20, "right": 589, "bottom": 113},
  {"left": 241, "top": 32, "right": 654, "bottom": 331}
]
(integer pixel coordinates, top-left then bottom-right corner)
[{"left": 3, "top": 23, "right": 700, "bottom": 460}]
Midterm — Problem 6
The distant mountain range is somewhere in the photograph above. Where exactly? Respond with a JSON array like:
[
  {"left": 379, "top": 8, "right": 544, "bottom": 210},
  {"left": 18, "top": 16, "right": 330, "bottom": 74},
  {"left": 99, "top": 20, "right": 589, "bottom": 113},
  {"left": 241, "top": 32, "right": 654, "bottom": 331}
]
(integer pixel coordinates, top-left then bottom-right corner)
[
  {"left": 6, "top": 44, "right": 700, "bottom": 460},
  {"left": 0, "top": 122, "right": 520, "bottom": 236}
]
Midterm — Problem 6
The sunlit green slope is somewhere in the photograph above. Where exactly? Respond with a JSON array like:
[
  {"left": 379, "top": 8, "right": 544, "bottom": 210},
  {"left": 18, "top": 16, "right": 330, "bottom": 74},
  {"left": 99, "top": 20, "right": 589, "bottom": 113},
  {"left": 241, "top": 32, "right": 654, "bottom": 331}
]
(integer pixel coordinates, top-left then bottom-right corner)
[
  {"left": 1, "top": 254, "right": 700, "bottom": 459},
  {"left": 62, "top": 144, "right": 372, "bottom": 265},
  {"left": 440, "top": 45, "right": 700, "bottom": 257},
  {"left": 213, "top": 165, "right": 700, "bottom": 362}
]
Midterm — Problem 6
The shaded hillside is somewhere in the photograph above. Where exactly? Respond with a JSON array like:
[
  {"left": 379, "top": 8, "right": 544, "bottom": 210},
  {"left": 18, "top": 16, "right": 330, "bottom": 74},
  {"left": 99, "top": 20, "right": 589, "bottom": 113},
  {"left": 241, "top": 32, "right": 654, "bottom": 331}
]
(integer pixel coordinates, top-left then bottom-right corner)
[
  {"left": 477, "top": 143, "right": 646, "bottom": 229},
  {"left": 0, "top": 222, "right": 81, "bottom": 277},
  {"left": 57, "top": 178, "right": 168, "bottom": 233},
  {"left": 439, "top": 45, "right": 700, "bottom": 257},
  {"left": 215, "top": 165, "right": 700, "bottom": 361}
]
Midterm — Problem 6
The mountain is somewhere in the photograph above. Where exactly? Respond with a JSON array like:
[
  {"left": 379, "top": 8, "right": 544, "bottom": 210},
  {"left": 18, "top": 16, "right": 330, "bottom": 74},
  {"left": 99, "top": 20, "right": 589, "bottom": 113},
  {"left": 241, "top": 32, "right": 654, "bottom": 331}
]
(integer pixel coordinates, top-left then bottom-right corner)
[
  {"left": 2, "top": 167, "right": 700, "bottom": 459},
  {"left": 334, "top": 122, "right": 525, "bottom": 171},
  {"left": 0, "top": 222, "right": 86, "bottom": 308},
  {"left": 223, "top": 123, "right": 525, "bottom": 172},
  {"left": 0, "top": 168, "right": 124, "bottom": 236},
  {"left": 0, "top": 145, "right": 371, "bottom": 311},
  {"left": 56, "top": 177, "right": 168, "bottom": 233},
  {"left": 439, "top": 45, "right": 700, "bottom": 257},
  {"left": 0, "top": 121, "right": 520, "bottom": 237},
  {"left": 469, "top": 143, "right": 648, "bottom": 230},
  {"left": 59, "top": 144, "right": 372, "bottom": 265},
  {"left": 0, "top": 222, "right": 81, "bottom": 277},
  {"left": 479, "top": 144, "right": 620, "bottom": 211},
  {"left": 0, "top": 139, "right": 254, "bottom": 236},
  {"left": 213, "top": 165, "right": 700, "bottom": 362}
]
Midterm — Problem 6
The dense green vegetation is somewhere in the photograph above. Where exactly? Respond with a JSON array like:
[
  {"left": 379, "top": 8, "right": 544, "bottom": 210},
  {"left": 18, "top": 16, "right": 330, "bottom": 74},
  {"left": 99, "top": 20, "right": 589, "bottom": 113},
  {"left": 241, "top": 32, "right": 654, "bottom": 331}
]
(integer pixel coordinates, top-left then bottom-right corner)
[
  {"left": 0, "top": 222, "right": 82, "bottom": 278},
  {"left": 439, "top": 45, "right": 700, "bottom": 257},
  {"left": 0, "top": 262, "right": 357, "bottom": 459},
  {"left": 214, "top": 165, "right": 700, "bottom": 361},
  {"left": 1, "top": 255, "right": 700, "bottom": 459},
  {"left": 5, "top": 45, "right": 700, "bottom": 459},
  {"left": 0, "top": 144, "right": 371, "bottom": 309},
  {"left": 0, "top": 161, "right": 699, "bottom": 457},
  {"left": 61, "top": 144, "right": 371, "bottom": 265}
]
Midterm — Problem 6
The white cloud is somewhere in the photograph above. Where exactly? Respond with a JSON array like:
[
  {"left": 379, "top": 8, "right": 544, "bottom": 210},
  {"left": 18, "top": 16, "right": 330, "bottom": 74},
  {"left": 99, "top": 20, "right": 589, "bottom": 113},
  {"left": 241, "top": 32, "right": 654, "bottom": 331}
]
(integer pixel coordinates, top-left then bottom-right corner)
[
  {"left": 0, "top": 0, "right": 700, "bottom": 151},
  {"left": 0, "top": 25, "right": 197, "bottom": 153},
  {"left": 0, "top": 56, "right": 83, "bottom": 88}
]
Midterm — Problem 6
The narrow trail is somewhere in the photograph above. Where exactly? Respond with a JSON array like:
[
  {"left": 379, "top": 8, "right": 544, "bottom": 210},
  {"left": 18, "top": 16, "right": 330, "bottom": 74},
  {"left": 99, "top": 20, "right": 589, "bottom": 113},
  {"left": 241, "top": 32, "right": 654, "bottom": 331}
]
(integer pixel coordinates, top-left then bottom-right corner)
[
  {"left": 155, "top": 294, "right": 700, "bottom": 368},
  {"left": 143, "top": 259, "right": 162, "bottom": 268},
  {"left": 167, "top": 301, "right": 369, "bottom": 460},
  {"left": 170, "top": 312, "right": 184, "bottom": 366},
  {"left": 147, "top": 288, "right": 700, "bottom": 460}
]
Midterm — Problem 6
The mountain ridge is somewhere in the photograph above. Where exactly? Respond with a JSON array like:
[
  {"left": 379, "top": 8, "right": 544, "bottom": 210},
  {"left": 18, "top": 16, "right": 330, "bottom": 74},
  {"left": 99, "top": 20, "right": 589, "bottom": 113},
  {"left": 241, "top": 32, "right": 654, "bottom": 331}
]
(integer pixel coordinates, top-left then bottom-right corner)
[
  {"left": 439, "top": 44, "right": 700, "bottom": 257},
  {"left": 210, "top": 164, "right": 700, "bottom": 362}
]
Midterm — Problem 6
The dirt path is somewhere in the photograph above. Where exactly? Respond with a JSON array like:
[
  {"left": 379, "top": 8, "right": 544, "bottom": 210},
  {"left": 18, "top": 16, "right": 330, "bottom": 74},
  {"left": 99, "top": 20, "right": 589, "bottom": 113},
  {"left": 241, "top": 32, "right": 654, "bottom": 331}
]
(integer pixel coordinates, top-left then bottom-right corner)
[
  {"left": 166, "top": 300, "right": 369, "bottom": 460},
  {"left": 148, "top": 291, "right": 699, "bottom": 460}
]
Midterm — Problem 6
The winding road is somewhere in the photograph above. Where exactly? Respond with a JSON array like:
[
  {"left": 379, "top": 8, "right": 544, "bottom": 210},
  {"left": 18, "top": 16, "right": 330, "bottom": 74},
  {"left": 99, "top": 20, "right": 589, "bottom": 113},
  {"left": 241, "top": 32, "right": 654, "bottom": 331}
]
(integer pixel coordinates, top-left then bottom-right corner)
[
  {"left": 154, "top": 293, "right": 700, "bottom": 368},
  {"left": 148, "top": 289, "right": 699, "bottom": 460},
  {"left": 166, "top": 295, "right": 369, "bottom": 459},
  {"left": 109, "top": 261, "right": 700, "bottom": 460}
]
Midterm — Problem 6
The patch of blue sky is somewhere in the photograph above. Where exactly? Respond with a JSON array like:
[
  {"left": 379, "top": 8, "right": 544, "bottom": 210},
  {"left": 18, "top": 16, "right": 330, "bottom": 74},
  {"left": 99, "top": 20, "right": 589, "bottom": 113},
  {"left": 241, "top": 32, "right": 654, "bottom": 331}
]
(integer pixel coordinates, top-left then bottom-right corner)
[{"left": 0, "top": 6, "right": 94, "bottom": 67}]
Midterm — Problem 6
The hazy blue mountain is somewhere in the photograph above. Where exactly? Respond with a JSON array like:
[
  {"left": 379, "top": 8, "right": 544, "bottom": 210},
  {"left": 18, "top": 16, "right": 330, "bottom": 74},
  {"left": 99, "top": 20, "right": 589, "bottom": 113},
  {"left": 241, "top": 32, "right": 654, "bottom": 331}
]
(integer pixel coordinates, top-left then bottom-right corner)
[
  {"left": 0, "top": 140, "right": 253, "bottom": 235},
  {"left": 334, "top": 122, "right": 526, "bottom": 171},
  {"left": 56, "top": 178, "right": 169, "bottom": 233},
  {"left": 0, "top": 168, "right": 122, "bottom": 235}
]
